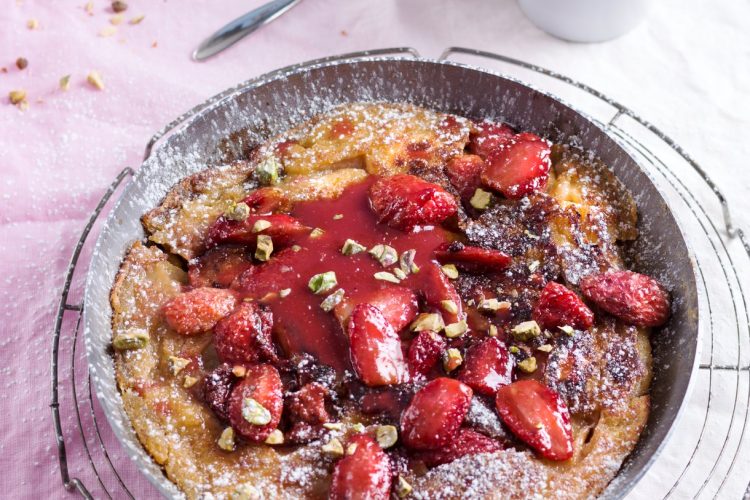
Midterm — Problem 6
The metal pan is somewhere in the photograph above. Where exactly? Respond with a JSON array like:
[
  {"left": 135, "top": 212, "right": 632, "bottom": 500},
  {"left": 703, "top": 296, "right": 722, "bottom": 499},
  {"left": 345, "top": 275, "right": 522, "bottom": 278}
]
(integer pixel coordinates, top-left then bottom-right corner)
[{"left": 83, "top": 51, "right": 699, "bottom": 499}]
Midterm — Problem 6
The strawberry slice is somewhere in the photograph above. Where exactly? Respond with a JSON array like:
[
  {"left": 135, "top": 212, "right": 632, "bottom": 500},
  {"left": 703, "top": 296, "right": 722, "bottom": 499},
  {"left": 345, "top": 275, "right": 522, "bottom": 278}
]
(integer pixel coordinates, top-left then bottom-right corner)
[
  {"left": 445, "top": 154, "right": 485, "bottom": 201},
  {"left": 286, "top": 382, "right": 331, "bottom": 425},
  {"left": 414, "top": 428, "right": 505, "bottom": 467},
  {"left": 434, "top": 242, "right": 511, "bottom": 273},
  {"left": 579, "top": 270, "right": 670, "bottom": 327},
  {"left": 206, "top": 213, "right": 310, "bottom": 249},
  {"left": 233, "top": 247, "right": 300, "bottom": 298},
  {"left": 162, "top": 287, "right": 238, "bottom": 336},
  {"left": 227, "top": 364, "right": 283, "bottom": 442},
  {"left": 408, "top": 331, "right": 447, "bottom": 378},
  {"left": 468, "top": 121, "right": 516, "bottom": 158},
  {"left": 495, "top": 380, "right": 573, "bottom": 461},
  {"left": 213, "top": 301, "right": 277, "bottom": 365},
  {"left": 200, "top": 363, "right": 236, "bottom": 422},
  {"left": 458, "top": 338, "right": 513, "bottom": 396},
  {"left": 369, "top": 174, "right": 458, "bottom": 231},
  {"left": 400, "top": 377, "right": 473, "bottom": 450},
  {"left": 329, "top": 434, "right": 392, "bottom": 500},
  {"left": 241, "top": 187, "right": 288, "bottom": 214},
  {"left": 420, "top": 261, "right": 465, "bottom": 324},
  {"left": 188, "top": 246, "right": 254, "bottom": 289},
  {"left": 533, "top": 281, "right": 594, "bottom": 331},
  {"left": 481, "top": 133, "right": 551, "bottom": 199},
  {"left": 348, "top": 304, "right": 409, "bottom": 386},
  {"left": 334, "top": 286, "right": 419, "bottom": 333}
]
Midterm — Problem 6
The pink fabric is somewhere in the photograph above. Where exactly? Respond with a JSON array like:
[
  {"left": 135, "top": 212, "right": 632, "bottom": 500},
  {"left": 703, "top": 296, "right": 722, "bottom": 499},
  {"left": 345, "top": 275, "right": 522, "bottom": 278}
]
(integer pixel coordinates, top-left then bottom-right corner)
[{"left": 1, "top": 0, "right": 747, "bottom": 498}]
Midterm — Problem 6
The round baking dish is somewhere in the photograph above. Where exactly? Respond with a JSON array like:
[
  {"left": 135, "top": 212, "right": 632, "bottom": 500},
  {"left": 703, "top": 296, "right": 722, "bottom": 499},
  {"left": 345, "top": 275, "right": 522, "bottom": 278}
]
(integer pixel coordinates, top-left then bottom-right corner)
[{"left": 83, "top": 53, "right": 699, "bottom": 499}]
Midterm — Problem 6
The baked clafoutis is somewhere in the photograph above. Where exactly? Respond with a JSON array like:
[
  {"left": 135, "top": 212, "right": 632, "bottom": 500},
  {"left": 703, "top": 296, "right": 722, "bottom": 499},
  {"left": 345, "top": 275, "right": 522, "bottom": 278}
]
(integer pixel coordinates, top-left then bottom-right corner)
[{"left": 110, "top": 103, "right": 671, "bottom": 499}]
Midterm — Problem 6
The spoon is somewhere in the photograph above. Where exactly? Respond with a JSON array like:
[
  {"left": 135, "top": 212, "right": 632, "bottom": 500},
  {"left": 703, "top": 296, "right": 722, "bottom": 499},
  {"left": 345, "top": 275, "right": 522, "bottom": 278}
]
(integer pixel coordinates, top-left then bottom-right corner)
[{"left": 192, "top": 0, "right": 303, "bottom": 61}]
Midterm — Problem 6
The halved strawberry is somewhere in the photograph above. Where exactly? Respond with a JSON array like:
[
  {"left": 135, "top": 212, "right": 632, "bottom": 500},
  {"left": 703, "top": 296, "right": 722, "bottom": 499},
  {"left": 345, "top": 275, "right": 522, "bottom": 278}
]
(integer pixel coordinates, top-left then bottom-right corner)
[
  {"left": 434, "top": 242, "right": 511, "bottom": 273},
  {"left": 532, "top": 281, "right": 594, "bottom": 331},
  {"left": 420, "top": 261, "right": 464, "bottom": 324},
  {"left": 233, "top": 247, "right": 300, "bottom": 298},
  {"left": 414, "top": 428, "right": 505, "bottom": 467},
  {"left": 213, "top": 301, "right": 277, "bottom": 365},
  {"left": 400, "top": 377, "right": 473, "bottom": 450},
  {"left": 334, "top": 286, "right": 419, "bottom": 333},
  {"left": 188, "top": 246, "right": 254, "bottom": 289},
  {"left": 495, "top": 380, "right": 573, "bottom": 461},
  {"left": 468, "top": 121, "right": 516, "bottom": 158},
  {"left": 481, "top": 133, "right": 551, "bottom": 199},
  {"left": 227, "top": 364, "right": 283, "bottom": 442},
  {"left": 348, "top": 304, "right": 409, "bottom": 386},
  {"left": 458, "top": 338, "right": 513, "bottom": 396},
  {"left": 162, "top": 287, "right": 238, "bottom": 336},
  {"left": 445, "top": 154, "right": 485, "bottom": 201},
  {"left": 206, "top": 213, "right": 310, "bottom": 249},
  {"left": 286, "top": 382, "right": 331, "bottom": 425},
  {"left": 369, "top": 174, "right": 458, "bottom": 231},
  {"left": 408, "top": 331, "right": 447, "bottom": 378},
  {"left": 579, "top": 270, "right": 671, "bottom": 327},
  {"left": 200, "top": 363, "right": 236, "bottom": 422},
  {"left": 329, "top": 434, "right": 392, "bottom": 500}
]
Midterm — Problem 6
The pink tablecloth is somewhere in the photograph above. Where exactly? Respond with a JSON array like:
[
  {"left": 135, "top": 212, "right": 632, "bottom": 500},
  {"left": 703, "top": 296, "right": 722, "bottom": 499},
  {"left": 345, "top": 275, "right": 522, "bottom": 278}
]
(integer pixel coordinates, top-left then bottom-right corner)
[{"left": 1, "top": 0, "right": 748, "bottom": 498}]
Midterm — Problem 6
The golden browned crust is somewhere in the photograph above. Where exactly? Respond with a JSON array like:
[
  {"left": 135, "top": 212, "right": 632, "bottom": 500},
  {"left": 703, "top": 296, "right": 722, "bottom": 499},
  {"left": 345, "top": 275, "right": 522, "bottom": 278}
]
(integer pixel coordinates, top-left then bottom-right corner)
[{"left": 113, "top": 103, "right": 653, "bottom": 499}]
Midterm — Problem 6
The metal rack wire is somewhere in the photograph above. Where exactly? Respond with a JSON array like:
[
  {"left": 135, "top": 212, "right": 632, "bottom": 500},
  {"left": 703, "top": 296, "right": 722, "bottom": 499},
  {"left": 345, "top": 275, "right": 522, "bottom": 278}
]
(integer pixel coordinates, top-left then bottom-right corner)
[{"left": 50, "top": 47, "right": 750, "bottom": 499}]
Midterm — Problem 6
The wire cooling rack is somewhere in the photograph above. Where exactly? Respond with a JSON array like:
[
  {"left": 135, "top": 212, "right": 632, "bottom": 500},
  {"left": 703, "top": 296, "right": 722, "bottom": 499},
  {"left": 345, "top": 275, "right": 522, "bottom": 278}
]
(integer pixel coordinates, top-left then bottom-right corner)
[{"left": 50, "top": 47, "right": 750, "bottom": 499}]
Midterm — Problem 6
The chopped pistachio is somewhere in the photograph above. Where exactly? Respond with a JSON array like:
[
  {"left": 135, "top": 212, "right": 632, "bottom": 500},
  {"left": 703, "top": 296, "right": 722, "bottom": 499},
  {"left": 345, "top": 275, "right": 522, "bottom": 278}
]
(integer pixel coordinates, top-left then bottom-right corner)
[
  {"left": 27, "top": 19, "right": 39, "bottom": 30},
  {"left": 346, "top": 443, "right": 359, "bottom": 455},
  {"left": 444, "top": 321, "right": 468, "bottom": 338},
  {"left": 375, "top": 425, "right": 398, "bottom": 449},
  {"left": 537, "top": 344, "right": 553, "bottom": 353},
  {"left": 528, "top": 260, "right": 540, "bottom": 272},
  {"left": 87, "top": 70, "right": 105, "bottom": 90},
  {"left": 352, "top": 423, "right": 366, "bottom": 433},
  {"left": 393, "top": 268, "right": 407, "bottom": 280},
  {"left": 265, "top": 429, "right": 284, "bottom": 445},
  {"left": 255, "top": 234, "right": 273, "bottom": 261},
  {"left": 396, "top": 475, "right": 413, "bottom": 498},
  {"left": 511, "top": 320, "right": 541, "bottom": 341},
  {"left": 322, "top": 438, "right": 344, "bottom": 456},
  {"left": 333, "top": 213, "right": 344, "bottom": 220},
  {"left": 479, "top": 298, "right": 502, "bottom": 312},
  {"left": 369, "top": 244, "right": 398, "bottom": 267},
  {"left": 231, "top": 484, "right": 260, "bottom": 500},
  {"left": 488, "top": 324, "right": 499, "bottom": 337},
  {"left": 517, "top": 356, "right": 538, "bottom": 373},
  {"left": 399, "top": 249, "right": 419, "bottom": 274},
  {"left": 183, "top": 375, "right": 198, "bottom": 388},
  {"left": 217, "top": 427, "right": 235, "bottom": 451},
  {"left": 409, "top": 313, "right": 444, "bottom": 332},
  {"left": 168, "top": 356, "right": 190, "bottom": 376},
  {"left": 441, "top": 264, "right": 459, "bottom": 279},
  {"left": 308, "top": 271, "right": 337, "bottom": 294},
  {"left": 241, "top": 397, "right": 272, "bottom": 425},
  {"left": 341, "top": 238, "right": 366, "bottom": 255},
  {"left": 320, "top": 288, "right": 345, "bottom": 312},
  {"left": 323, "top": 422, "right": 343, "bottom": 431},
  {"left": 509, "top": 345, "right": 521, "bottom": 355},
  {"left": 470, "top": 188, "right": 492, "bottom": 210},
  {"left": 291, "top": 244, "right": 302, "bottom": 252},
  {"left": 232, "top": 365, "right": 247, "bottom": 378},
  {"left": 256, "top": 155, "right": 280, "bottom": 185},
  {"left": 373, "top": 271, "right": 400, "bottom": 284},
  {"left": 225, "top": 201, "right": 250, "bottom": 221},
  {"left": 279, "top": 288, "right": 291, "bottom": 298},
  {"left": 310, "top": 227, "right": 325, "bottom": 238},
  {"left": 524, "top": 229, "right": 540, "bottom": 240},
  {"left": 113, "top": 328, "right": 149, "bottom": 350},
  {"left": 443, "top": 348, "right": 463, "bottom": 372},
  {"left": 252, "top": 219, "right": 272, "bottom": 232},
  {"left": 558, "top": 325, "right": 575, "bottom": 336},
  {"left": 9, "top": 89, "right": 26, "bottom": 105},
  {"left": 129, "top": 14, "right": 145, "bottom": 25},
  {"left": 59, "top": 74, "right": 71, "bottom": 91},
  {"left": 440, "top": 300, "right": 458, "bottom": 314}
]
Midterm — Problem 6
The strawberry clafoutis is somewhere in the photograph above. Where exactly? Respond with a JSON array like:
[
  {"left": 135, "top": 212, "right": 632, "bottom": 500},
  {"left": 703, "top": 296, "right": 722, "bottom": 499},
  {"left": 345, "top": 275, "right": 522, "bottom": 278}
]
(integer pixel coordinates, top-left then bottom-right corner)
[{"left": 111, "top": 103, "right": 669, "bottom": 499}]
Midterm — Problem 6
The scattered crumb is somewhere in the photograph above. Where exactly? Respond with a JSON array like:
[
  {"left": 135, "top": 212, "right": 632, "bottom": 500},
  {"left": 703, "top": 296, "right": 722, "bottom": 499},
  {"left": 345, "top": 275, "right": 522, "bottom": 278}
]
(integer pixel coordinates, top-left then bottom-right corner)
[
  {"left": 340, "top": 30, "right": 348, "bottom": 36},
  {"left": 27, "top": 18, "right": 39, "bottom": 30},
  {"left": 99, "top": 25, "right": 117, "bottom": 37},
  {"left": 15, "top": 57, "right": 28, "bottom": 70},
  {"left": 112, "top": 0, "right": 128, "bottom": 13},
  {"left": 86, "top": 70, "right": 105, "bottom": 90},
  {"left": 130, "top": 14, "right": 145, "bottom": 25},
  {"left": 59, "top": 74, "right": 71, "bottom": 91}
]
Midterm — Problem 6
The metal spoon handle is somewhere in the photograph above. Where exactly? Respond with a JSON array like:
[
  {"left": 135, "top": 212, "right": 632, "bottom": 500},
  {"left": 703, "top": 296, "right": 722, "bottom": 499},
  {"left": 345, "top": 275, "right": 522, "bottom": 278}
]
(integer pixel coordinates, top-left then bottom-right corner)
[{"left": 192, "top": 0, "right": 302, "bottom": 61}]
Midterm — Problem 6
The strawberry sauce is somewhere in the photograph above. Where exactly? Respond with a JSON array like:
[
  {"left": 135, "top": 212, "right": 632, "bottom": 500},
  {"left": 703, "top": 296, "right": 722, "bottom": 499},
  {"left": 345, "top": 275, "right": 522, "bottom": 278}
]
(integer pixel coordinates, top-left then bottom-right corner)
[{"left": 238, "top": 178, "right": 452, "bottom": 373}]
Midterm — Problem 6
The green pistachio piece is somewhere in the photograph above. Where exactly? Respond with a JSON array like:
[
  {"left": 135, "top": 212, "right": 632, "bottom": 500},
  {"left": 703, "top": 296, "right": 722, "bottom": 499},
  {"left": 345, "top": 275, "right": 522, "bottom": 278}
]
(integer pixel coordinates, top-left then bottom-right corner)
[
  {"left": 225, "top": 201, "right": 250, "bottom": 221},
  {"left": 511, "top": 320, "right": 541, "bottom": 341},
  {"left": 373, "top": 271, "right": 400, "bottom": 284},
  {"left": 308, "top": 271, "right": 337, "bottom": 294},
  {"left": 241, "top": 397, "right": 272, "bottom": 426},
  {"left": 256, "top": 155, "right": 280, "bottom": 185},
  {"left": 341, "top": 239, "right": 366, "bottom": 255},
  {"left": 517, "top": 356, "right": 538, "bottom": 373},
  {"left": 469, "top": 188, "right": 492, "bottom": 210},
  {"left": 255, "top": 234, "right": 273, "bottom": 261},
  {"left": 252, "top": 219, "right": 272, "bottom": 233},
  {"left": 113, "top": 328, "right": 149, "bottom": 351},
  {"left": 409, "top": 313, "right": 444, "bottom": 332},
  {"left": 369, "top": 244, "right": 398, "bottom": 267},
  {"left": 217, "top": 427, "right": 235, "bottom": 451},
  {"left": 399, "top": 249, "right": 419, "bottom": 274},
  {"left": 375, "top": 425, "right": 398, "bottom": 449},
  {"left": 444, "top": 320, "right": 468, "bottom": 338},
  {"left": 320, "top": 289, "right": 345, "bottom": 312},
  {"left": 441, "top": 264, "right": 459, "bottom": 279}
]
